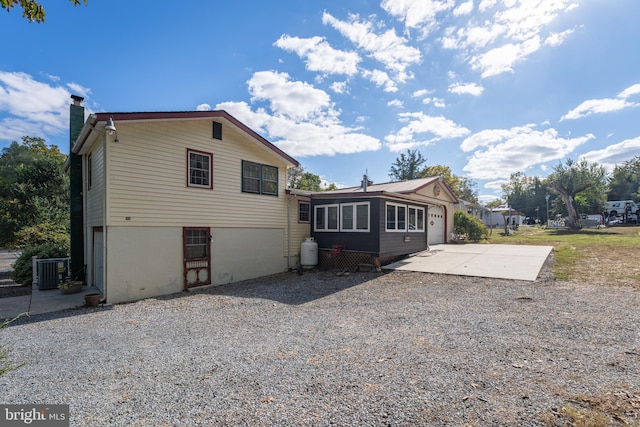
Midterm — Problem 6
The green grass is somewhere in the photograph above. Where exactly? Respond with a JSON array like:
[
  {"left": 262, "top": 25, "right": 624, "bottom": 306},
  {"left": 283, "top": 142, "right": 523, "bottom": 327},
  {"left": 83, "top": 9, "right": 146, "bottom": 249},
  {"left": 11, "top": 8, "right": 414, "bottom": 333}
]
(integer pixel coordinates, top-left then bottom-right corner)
[{"left": 485, "top": 225, "right": 640, "bottom": 285}]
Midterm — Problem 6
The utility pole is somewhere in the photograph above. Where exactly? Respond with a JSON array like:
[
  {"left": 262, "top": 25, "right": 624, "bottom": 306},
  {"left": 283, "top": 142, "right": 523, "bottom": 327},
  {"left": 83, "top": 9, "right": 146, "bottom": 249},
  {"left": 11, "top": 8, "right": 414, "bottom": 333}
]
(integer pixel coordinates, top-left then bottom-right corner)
[{"left": 545, "top": 194, "right": 550, "bottom": 227}]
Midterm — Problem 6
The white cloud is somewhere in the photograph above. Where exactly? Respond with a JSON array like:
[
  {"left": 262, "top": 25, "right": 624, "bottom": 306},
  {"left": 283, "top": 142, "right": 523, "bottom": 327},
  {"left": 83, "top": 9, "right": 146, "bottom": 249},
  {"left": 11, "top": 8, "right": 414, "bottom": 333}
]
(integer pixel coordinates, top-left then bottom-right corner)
[
  {"left": 580, "top": 136, "right": 640, "bottom": 171},
  {"left": 423, "top": 97, "right": 446, "bottom": 108},
  {"left": 470, "top": 36, "right": 542, "bottom": 78},
  {"left": 545, "top": 28, "right": 575, "bottom": 47},
  {"left": 453, "top": 1, "right": 474, "bottom": 16},
  {"left": 561, "top": 98, "right": 638, "bottom": 121},
  {"left": 66, "top": 82, "right": 91, "bottom": 98},
  {"left": 362, "top": 69, "right": 398, "bottom": 92},
  {"left": 412, "top": 89, "right": 433, "bottom": 97},
  {"left": 0, "top": 71, "right": 75, "bottom": 144},
  {"left": 461, "top": 124, "right": 594, "bottom": 180},
  {"left": 274, "top": 35, "right": 360, "bottom": 76},
  {"left": 330, "top": 81, "right": 349, "bottom": 94},
  {"left": 478, "top": 0, "right": 497, "bottom": 13},
  {"left": 448, "top": 82, "right": 484, "bottom": 96},
  {"left": 388, "top": 99, "right": 404, "bottom": 108},
  {"left": 411, "top": 89, "right": 443, "bottom": 106},
  {"left": 216, "top": 71, "right": 381, "bottom": 157},
  {"left": 247, "top": 71, "right": 336, "bottom": 122},
  {"left": 618, "top": 83, "right": 640, "bottom": 99},
  {"left": 442, "top": 0, "right": 578, "bottom": 78},
  {"left": 562, "top": 83, "right": 640, "bottom": 120},
  {"left": 385, "top": 111, "right": 470, "bottom": 151},
  {"left": 483, "top": 180, "right": 508, "bottom": 191},
  {"left": 381, "top": 0, "right": 455, "bottom": 37},
  {"left": 322, "top": 12, "right": 421, "bottom": 83},
  {"left": 195, "top": 103, "right": 211, "bottom": 111}
]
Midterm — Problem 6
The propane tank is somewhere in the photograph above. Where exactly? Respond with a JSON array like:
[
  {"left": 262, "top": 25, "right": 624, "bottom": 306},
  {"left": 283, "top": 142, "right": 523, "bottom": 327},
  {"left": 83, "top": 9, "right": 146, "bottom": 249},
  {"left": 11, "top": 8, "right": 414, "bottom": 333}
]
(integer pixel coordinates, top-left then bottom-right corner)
[{"left": 300, "top": 237, "right": 318, "bottom": 269}]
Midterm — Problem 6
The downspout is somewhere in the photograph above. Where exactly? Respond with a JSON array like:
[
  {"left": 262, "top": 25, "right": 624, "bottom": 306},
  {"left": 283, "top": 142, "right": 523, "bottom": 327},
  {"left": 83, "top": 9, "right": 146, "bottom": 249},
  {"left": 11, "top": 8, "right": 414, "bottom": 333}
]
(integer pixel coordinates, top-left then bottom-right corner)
[
  {"left": 102, "top": 130, "right": 109, "bottom": 302},
  {"left": 443, "top": 205, "right": 448, "bottom": 243},
  {"left": 426, "top": 205, "right": 430, "bottom": 248},
  {"left": 287, "top": 194, "right": 297, "bottom": 271}
]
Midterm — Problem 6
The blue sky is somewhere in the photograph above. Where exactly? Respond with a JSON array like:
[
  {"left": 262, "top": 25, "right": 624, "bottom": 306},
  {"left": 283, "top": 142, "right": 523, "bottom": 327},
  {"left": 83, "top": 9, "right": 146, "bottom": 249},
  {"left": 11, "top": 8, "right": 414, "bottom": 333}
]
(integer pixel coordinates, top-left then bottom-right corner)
[{"left": 1, "top": 0, "right": 639, "bottom": 202}]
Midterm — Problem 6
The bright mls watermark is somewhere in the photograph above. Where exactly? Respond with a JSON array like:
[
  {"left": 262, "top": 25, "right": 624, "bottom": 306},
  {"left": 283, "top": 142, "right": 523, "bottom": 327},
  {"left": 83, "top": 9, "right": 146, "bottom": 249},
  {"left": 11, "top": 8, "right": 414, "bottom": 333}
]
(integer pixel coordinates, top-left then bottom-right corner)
[{"left": 1, "top": 405, "right": 69, "bottom": 426}]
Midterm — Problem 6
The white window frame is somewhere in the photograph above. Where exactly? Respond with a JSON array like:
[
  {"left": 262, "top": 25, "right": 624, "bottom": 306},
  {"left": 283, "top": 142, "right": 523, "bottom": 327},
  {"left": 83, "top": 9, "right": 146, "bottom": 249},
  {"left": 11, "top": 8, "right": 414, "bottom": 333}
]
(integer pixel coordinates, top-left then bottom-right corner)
[
  {"left": 408, "top": 206, "right": 425, "bottom": 232},
  {"left": 187, "top": 149, "right": 212, "bottom": 189},
  {"left": 386, "top": 202, "right": 408, "bottom": 232},
  {"left": 340, "top": 202, "right": 370, "bottom": 232},
  {"left": 314, "top": 204, "right": 339, "bottom": 231},
  {"left": 298, "top": 201, "right": 310, "bottom": 223}
]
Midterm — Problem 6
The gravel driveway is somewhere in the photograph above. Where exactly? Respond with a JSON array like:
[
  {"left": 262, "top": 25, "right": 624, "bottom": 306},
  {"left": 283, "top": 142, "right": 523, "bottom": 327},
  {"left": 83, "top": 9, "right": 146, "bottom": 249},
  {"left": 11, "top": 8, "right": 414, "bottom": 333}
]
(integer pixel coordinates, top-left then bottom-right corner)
[{"left": 1, "top": 258, "right": 639, "bottom": 426}]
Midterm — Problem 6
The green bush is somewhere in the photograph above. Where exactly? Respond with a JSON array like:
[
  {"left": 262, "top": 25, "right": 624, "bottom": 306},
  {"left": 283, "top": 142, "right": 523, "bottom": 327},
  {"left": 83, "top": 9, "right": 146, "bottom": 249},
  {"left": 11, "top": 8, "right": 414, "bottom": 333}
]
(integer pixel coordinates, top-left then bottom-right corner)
[
  {"left": 454, "top": 210, "right": 488, "bottom": 242},
  {"left": 11, "top": 243, "right": 69, "bottom": 286},
  {"left": 12, "top": 222, "right": 69, "bottom": 249}
]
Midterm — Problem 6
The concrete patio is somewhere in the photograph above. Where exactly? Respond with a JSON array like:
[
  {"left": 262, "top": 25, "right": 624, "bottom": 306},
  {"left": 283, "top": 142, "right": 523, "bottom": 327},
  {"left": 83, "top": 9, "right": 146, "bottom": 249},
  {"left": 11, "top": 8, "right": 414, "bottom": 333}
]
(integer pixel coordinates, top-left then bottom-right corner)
[{"left": 384, "top": 244, "right": 553, "bottom": 281}]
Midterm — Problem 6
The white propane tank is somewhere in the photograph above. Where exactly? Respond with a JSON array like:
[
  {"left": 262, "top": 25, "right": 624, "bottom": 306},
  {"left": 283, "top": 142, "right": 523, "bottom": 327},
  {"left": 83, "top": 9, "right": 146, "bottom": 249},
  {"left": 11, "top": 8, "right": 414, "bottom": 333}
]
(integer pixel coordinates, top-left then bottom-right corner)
[{"left": 300, "top": 237, "right": 318, "bottom": 269}]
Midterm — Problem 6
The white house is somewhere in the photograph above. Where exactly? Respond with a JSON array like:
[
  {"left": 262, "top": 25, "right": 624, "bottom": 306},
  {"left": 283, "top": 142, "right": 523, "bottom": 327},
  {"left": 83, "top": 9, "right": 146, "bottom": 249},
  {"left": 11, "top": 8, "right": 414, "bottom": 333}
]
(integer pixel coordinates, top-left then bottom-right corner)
[
  {"left": 70, "top": 99, "right": 301, "bottom": 304},
  {"left": 483, "top": 205, "right": 526, "bottom": 228},
  {"left": 68, "top": 97, "right": 460, "bottom": 304}
]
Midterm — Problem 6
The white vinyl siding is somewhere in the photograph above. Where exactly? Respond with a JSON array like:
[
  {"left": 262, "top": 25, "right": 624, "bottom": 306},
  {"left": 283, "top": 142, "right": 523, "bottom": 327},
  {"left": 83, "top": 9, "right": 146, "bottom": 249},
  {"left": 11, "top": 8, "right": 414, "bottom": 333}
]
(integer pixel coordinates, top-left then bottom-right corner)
[
  {"left": 105, "top": 119, "right": 290, "bottom": 228},
  {"left": 286, "top": 196, "right": 311, "bottom": 260},
  {"left": 85, "top": 143, "right": 105, "bottom": 227}
]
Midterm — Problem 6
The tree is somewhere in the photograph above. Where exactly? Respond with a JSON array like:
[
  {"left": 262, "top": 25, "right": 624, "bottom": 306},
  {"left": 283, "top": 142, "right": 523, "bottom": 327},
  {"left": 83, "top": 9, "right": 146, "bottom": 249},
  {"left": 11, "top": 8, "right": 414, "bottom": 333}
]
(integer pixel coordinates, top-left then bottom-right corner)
[
  {"left": 421, "top": 164, "right": 478, "bottom": 203},
  {"left": 0, "top": 137, "right": 69, "bottom": 247},
  {"left": 388, "top": 149, "right": 426, "bottom": 181},
  {"left": 1, "top": 0, "right": 86, "bottom": 23},
  {"left": 287, "top": 167, "right": 323, "bottom": 191},
  {"left": 501, "top": 172, "right": 548, "bottom": 221},
  {"left": 545, "top": 159, "right": 607, "bottom": 229},
  {"left": 608, "top": 156, "right": 640, "bottom": 201},
  {"left": 287, "top": 167, "right": 324, "bottom": 191}
]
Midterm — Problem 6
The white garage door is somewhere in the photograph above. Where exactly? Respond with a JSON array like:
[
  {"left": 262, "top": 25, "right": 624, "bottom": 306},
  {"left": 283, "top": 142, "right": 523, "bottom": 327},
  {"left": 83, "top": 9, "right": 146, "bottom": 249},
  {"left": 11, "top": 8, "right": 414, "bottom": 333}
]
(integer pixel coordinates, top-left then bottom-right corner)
[{"left": 428, "top": 206, "right": 445, "bottom": 245}]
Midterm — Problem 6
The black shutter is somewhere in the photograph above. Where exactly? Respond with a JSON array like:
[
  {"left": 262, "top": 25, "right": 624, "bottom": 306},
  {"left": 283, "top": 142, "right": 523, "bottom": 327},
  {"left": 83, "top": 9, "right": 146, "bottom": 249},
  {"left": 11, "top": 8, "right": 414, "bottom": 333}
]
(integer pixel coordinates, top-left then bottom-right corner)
[{"left": 212, "top": 121, "right": 222, "bottom": 140}]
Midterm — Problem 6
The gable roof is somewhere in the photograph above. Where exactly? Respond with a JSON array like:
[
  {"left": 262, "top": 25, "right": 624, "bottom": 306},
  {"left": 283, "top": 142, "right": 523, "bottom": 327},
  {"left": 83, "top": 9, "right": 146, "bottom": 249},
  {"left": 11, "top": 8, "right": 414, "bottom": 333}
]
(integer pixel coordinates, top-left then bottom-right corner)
[
  {"left": 304, "top": 177, "right": 459, "bottom": 204},
  {"left": 72, "top": 110, "right": 299, "bottom": 167},
  {"left": 321, "top": 177, "right": 440, "bottom": 194}
]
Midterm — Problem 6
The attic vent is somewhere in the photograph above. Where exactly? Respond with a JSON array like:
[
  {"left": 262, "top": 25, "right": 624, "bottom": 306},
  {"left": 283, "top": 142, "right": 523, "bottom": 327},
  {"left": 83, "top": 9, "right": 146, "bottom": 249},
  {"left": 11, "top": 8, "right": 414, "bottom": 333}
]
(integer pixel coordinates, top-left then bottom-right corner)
[{"left": 212, "top": 121, "right": 222, "bottom": 140}]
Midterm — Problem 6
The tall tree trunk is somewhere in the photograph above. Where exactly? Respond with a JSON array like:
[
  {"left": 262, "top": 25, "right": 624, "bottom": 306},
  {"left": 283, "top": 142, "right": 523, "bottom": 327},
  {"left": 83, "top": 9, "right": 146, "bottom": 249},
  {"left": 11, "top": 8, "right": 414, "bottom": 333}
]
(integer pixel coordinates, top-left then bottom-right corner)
[{"left": 551, "top": 182, "right": 582, "bottom": 229}]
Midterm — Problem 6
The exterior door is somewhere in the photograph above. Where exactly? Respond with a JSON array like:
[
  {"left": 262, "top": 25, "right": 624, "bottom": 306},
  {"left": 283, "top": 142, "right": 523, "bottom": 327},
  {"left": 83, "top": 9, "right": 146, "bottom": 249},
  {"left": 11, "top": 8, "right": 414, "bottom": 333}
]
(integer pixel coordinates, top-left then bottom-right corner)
[
  {"left": 428, "top": 206, "right": 445, "bottom": 245},
  {"left": 92, "top": 228, "right": 104, "bottom": 293},
  {"left": 183, "top": 227, "right": 211, "bottom": 289}
]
